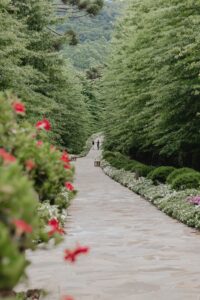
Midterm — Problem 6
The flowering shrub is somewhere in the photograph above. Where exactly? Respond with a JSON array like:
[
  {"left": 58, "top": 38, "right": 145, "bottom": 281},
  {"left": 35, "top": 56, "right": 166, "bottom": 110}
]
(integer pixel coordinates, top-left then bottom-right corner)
[
  {"left": 15, "top": 135, "right": 74, "bottom": 202},
  {"left": 36, "top": 119, "right": 51, "bottom": 131},
  {"left": 37, "top": 202, "right": 67, "bottom": 226},
  {"left": 101, "top": 160, "right": 200, "bottom": 229},
  {"left": 0, "top": 93, "right": 76, "bottom": 293},
  {"left": 0, "top": 163, "right": 42, "bottom": 290},
  {"left": 0, "top": 93, "right": 74, "bottom": 203}
]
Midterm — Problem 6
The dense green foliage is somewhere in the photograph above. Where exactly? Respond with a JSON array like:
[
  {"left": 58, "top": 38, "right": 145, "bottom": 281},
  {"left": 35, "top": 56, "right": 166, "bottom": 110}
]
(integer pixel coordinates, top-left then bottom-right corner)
[
  {"left": 101, "top": 0, "right": 200, "bottom": 169},
  {"left": 0, "top": 0, "right": 98, "bottom": 153},
  {"left": 0, "top": 92, "right": 75, "bottom": 291},
  {"left": 167, "top": 168, "right": 198, "bottom": 184},
  {"left": 0, "top": 164, "right": 39, "bottom": 290},
  {"left": 147, "top": 167, "right": 176, "bottom": 184},
  {"left": 103, "top": 151, "right": 154, "bottom": 177},
  {"left": 79, "top": 68, "right": 103, "bottom": 131},
  {"left": 171, "top": 173, "right": 200, "bottom": 190}
]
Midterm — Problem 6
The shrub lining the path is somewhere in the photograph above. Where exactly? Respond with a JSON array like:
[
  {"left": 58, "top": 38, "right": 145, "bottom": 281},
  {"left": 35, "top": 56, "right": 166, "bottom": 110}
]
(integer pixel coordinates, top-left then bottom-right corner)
[
  {"left": 167, "top": 168, "right": 200, "bottom": 184},
  {"left": 147, "top": 166, "right": 176, "bottom": 184},
  {"left": 0, "top": 93, "right": 76, "bottom": 292},
  {"left": 101, "top": 160, "right": 200, "bottom": 230},
  {"left": 103, "top": 151, "right": 154, "bottom": 177},
  {"left": 172, "top": 173, "right": 200, "bottom": 190}
]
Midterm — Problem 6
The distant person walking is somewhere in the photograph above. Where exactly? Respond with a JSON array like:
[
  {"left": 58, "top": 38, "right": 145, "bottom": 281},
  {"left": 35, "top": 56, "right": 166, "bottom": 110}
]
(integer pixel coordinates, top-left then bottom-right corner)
[
  {"left": 92, "top": 140, "right": 95, "bottom": 150},
  {"left": 97, "top": 140, "right": 100, "bottom": 150}
]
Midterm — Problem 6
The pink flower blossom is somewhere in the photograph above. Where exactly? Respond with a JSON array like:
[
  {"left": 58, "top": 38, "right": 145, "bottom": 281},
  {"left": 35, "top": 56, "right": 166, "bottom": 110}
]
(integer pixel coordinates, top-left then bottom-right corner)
[
  {"left": 12, "top": 101, "right": 25, "bottom": 115},
  {"left": 65, "top": 182, "right": 74, "bottom": 191},
  {"left": 36, "top": 140, "right": 43, "bottom": 147},
  {"left": 48, "top": 218, "right": 65, "bottom": 236},
  {"left": 61, "top": 151, "right": 70, "bottom": 163},
  {"left": 26, "top": 159, "right": 36, "bottom": 171},
  {"left": 64, "top": 163, "right": 71, "bottom": 170},
  {"left": 13, "top": 219, "right": 32, "bottom": 234},
  {"left": 0, "top": 148, "right": 16, "bottom": 164},
  {"left": 187, "top": 196, "right": 200, "bottom": 205},
  {"left": 36, "top": 119, "right": 51, "bottom": 131}
]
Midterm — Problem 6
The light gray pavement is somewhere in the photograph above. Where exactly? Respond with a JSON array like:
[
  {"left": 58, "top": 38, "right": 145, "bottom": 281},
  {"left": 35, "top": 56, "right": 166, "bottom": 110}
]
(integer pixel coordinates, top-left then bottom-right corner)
[{"left": 17, "top": 148, "right": 200, "bottom": 300}]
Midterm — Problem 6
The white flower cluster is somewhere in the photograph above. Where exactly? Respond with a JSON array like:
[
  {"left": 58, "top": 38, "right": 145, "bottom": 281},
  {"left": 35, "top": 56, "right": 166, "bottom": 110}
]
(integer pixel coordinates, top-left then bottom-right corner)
[
  {"left": 101, "top": 160, "right": 200, "bottom": 229},
  {"left": 38, "top": 201, "right": 67, "bottom": 225}
]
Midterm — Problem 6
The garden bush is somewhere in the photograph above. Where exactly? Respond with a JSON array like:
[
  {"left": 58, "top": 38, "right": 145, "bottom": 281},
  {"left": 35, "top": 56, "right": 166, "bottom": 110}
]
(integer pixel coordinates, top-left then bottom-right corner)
[
  {"left": 0, "top": 163, "right": 43, "bottom": 290},
  {"left": 0, "top": 93, "right": 74, "bottom": 203},
  {"left": 106, "top": 152, "right": 128, "bottom": 169},
  {"left": 103, "top": 151, "right": 153, "bottom": 177},
  {"left": 147, "top": 166, "right": 176, "bottom": 183},
  {"left": 133, "top": 164, "right": 155, "bottom": 177},
  {"left": 101, "top": 160, "right": 200, "bottom": 230},
  {"left": 0, "top": 92, "right": 76, "bottom": 292},
  {"left": 167, "top": 168, "right": 200, "bottom": 184},
  {"left": 103, "top": 150, "right": 117, "bottom": 160},
  {"left": 171, "top": 173, "right": 200, "bottom": 190}
]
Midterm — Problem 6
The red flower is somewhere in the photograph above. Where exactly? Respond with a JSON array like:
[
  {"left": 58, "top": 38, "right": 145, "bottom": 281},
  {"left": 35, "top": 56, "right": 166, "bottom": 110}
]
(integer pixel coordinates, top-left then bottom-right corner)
[
  {"left": 13, "top": 219, "right": 32, "bottom": 234},
  {"left": 61, "top": 296, "right": 74, "bottom": 300},
  {"left": 61, "top": 151, "right": 71, "bottom": 169},
  {"left": 64, "top": 163, "right": 71, "bottom": 170},
  {"left": 64, "top": 245, "right": 89, "bottom": 263},
  {"left": 36, "top": 140, "right": 43, "bottom": 147},
  {"left": 74, "top": 246, "right": 90, "bottom": 256},
  {"left": 61, "top": 151, "right": 70, "bottom": 163},
  {"left": 0, "top": 148, "right": 16, "bottom": 164},
  {"left": 48, "top": 218, "right": 65, "bottom": 236},
  {"left": 26, "top": 159, "right": 36, "bottom": 171},
  {"left": 36, "top": 119, "right": 51, "bottom": 131},
  {"left": 65, "top": 182, "right": 74, "bottom": 191},
  {"left": 12, "top": 101, "right": 25, "bottom": 115}
]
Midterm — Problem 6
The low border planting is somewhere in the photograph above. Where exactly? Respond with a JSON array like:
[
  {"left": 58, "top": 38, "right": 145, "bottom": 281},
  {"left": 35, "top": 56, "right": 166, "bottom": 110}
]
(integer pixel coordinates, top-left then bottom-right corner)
[{"left": 101, "top": 160, "right": 200, "bottom": 230}]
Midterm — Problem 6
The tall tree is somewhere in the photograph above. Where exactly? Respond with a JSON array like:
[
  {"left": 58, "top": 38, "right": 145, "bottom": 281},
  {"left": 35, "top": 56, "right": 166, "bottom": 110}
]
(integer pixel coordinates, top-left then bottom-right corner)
[
  {"left": 101, "top": 0, "right": 200, "bottom": 168},
  {"left": 0, "top": 0, "right": 103, "bottom": 153}
]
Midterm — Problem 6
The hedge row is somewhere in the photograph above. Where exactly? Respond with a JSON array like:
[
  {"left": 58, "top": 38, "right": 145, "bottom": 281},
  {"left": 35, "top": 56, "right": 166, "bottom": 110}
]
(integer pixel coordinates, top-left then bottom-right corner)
[
  {"left": 103, "top": 151, "right": 155, "bottom": 177},
  {"left": 101, "top": 160, "right": 200, "bottom": 230},
  {"left": 103, "top": 151, "right": 200, "bottom": 190},
  {"left": 0, "top": 93, "right": 76, "bottom": 293}
]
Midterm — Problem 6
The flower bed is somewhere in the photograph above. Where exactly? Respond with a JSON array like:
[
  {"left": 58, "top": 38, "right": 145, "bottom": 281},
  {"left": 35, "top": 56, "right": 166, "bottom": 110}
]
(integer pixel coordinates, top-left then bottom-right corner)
[
  {"left": 101, "top": 160, "right": 200, "bottom": 230},
  {"left": 0, "top": 93, "right": 76, "bottom": 295}
]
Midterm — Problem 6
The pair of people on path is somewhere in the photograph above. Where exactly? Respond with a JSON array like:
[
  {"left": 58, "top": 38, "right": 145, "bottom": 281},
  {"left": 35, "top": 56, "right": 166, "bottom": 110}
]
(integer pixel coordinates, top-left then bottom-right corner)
[{"left": 92, "top": 140, "right": 100, "bottom": 150}]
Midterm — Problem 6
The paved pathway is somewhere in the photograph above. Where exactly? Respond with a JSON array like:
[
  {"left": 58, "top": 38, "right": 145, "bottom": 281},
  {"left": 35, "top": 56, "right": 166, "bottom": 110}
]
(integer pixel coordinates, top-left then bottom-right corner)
[{"left": 18, "top": 148, "right": 200, "bottom": 300}]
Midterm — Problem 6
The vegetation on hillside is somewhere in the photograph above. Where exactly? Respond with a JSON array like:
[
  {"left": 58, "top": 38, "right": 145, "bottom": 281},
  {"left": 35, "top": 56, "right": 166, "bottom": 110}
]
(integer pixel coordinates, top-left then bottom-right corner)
[{"left": 61, "top": 1, "right": 123, "bottom": 70}]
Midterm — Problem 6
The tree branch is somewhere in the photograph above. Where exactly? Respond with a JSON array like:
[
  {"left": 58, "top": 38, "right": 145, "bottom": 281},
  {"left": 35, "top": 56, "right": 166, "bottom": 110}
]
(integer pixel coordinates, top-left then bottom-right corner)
[{"left": 46, "top": 26, "right": 63, "bottom": 36}]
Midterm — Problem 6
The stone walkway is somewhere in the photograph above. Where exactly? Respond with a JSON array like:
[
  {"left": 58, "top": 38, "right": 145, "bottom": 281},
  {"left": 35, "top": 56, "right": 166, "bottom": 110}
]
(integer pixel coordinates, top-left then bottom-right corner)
[{"left": 18, "top": 148, "right": 200, "bottom": 300}]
